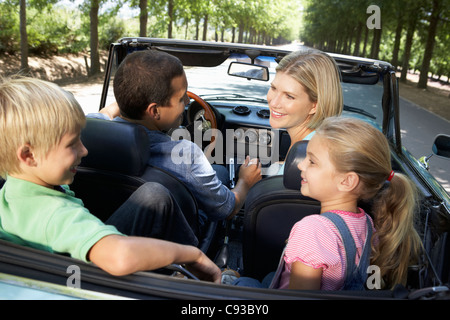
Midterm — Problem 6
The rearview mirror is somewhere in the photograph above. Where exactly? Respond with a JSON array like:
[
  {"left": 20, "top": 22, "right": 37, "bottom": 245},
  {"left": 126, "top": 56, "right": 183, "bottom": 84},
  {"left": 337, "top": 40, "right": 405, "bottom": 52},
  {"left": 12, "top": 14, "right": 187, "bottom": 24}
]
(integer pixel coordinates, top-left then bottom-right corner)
[{"left": 228, "top": 62, "right": 269, "bottom": 81}]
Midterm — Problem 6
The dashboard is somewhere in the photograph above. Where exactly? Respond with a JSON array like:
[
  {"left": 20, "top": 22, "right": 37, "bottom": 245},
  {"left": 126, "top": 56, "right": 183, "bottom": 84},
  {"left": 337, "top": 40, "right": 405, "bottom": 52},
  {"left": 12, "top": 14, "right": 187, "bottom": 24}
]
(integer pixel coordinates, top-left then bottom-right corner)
[{"left": 185, "top": 101, "right": 291, "bottom": 172}]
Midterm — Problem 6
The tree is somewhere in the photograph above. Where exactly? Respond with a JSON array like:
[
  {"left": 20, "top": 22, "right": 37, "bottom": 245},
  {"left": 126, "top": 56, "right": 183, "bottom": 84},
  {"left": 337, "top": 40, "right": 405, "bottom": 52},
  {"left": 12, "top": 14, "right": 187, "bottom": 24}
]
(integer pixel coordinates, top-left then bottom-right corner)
[
  {"left": 139, "top": 0, "right": 148, "bottom": 37},
  {"left": 79, "top": 0, "right": 118, "bottom": 75},
  {"left": 184, "top": 0, "right": 208, "bottom": 40},
  {"left": 418, "top": 0, "right": 445, "bottom": 88},
  {"left": 18, "top": 0, "right": 58, "bottom": 72},
  {"left": 89, "top": 0, "right": 101, "bottom": 75},
  {"left": 300, "top": 0, "right": 448, "bottom": 87},
  {"left": 400, "top": 2, "right": 422, "bottom": 82},
  {"left": 390, "top": 14, "right": 404, "bottom": 70},
  {"left": 19, "top": 0, "right": 29, "bottom": 73},
  {"left": 167, "top": 0, "right": 174, "bottom": 38}
]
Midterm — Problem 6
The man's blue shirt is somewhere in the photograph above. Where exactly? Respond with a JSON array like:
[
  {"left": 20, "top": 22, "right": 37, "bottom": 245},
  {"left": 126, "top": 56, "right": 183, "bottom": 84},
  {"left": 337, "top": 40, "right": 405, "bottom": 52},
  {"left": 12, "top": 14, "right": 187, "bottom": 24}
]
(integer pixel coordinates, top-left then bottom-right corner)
[{"left": 87, "top": 113, "right": 235, "bottom": 221}]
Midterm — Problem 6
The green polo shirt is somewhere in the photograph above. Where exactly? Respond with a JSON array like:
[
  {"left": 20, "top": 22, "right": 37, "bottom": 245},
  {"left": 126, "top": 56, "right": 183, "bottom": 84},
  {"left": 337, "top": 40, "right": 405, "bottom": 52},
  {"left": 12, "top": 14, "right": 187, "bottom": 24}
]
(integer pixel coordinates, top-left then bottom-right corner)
[{"left": 0, "top": 176, "right": 122, "bottom": 262}]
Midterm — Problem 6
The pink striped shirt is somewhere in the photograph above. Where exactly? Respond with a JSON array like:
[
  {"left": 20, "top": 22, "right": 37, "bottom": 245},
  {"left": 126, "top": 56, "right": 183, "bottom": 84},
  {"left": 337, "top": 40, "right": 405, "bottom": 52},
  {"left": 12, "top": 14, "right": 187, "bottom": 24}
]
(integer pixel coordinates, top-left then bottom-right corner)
[{"left": 277, "top": 209, "right": 374, "bottom": 290}]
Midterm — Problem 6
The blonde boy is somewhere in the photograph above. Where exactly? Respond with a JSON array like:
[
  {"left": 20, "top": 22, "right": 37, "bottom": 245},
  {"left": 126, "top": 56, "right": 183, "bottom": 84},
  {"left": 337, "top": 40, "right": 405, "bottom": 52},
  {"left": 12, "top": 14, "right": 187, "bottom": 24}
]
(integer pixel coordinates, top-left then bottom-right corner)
[{"left": 0, "top": 76, "right": 220, "bottom": 281}]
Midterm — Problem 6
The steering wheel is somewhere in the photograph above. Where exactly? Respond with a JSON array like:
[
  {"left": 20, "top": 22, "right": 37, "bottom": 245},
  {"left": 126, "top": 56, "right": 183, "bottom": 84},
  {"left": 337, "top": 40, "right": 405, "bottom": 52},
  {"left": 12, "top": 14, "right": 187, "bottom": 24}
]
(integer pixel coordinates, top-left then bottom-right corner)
[
  {"left": 186, "top": 91, "right": 219, "bottom": 159},
  {"left": 187, "top": 91, "right": 217, "bottom": 130}
]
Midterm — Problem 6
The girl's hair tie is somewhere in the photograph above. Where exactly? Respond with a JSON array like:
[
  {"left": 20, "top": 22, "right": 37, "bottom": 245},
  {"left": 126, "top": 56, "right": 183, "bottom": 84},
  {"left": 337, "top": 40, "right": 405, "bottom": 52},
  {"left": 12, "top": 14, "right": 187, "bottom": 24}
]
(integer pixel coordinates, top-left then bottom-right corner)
[{"left": 387, "top": 170, "right": 395, "bottom": 182}]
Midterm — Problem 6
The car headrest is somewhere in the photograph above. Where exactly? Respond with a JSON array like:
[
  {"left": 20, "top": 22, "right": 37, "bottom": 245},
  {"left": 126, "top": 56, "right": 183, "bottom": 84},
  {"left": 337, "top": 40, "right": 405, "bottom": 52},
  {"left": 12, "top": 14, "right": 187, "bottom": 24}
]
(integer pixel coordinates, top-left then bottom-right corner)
[
  {"left": 80, "top": 118, "right": 150, "bottom": 176},
  {"left": 283, "top": 140, "right": 308, "bottom": 190}
]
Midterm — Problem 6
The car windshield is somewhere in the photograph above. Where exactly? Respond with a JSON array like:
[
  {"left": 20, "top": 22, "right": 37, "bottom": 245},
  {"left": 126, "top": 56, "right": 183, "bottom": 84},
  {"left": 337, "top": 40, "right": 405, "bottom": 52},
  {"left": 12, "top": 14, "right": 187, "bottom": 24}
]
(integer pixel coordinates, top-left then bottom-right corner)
[
  {"left": 185, "top": 55, "right": 384, "bottom": 128},
  {"left": 185, "top": 58, "right": 272, "bottom": 100}
]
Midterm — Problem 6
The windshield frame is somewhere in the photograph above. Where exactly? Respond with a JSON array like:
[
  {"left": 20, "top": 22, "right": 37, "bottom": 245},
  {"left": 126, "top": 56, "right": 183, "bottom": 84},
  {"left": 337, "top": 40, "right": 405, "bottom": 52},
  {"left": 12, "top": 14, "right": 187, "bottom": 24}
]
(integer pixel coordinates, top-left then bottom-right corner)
[{"left": 100, "top": 39, "right": 399, "bottom": 150}]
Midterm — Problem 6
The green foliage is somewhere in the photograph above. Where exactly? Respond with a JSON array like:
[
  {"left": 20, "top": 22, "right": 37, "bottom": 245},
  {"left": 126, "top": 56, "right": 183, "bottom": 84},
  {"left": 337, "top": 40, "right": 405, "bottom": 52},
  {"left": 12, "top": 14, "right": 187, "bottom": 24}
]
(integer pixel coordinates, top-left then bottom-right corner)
[
  {"left": 4, "top": 0, "right": 447, "bottom": 82},
  {"left": 1, "top": 0, "right": 303, "bottom": 56},
  {"left": 300, "top": 0, "right": 450, "bottom": 81},
  {"left": 98, "top": 16, "right": 127, "bottom": 49},
  {"left": 0, "top": 1, "right": 90, "bottom": 54},
  {"left": 26, "top": 6, "right": 81, "bottom": 54},
  {"left": 0, "top": 2, "right": 19, "bottom": 53}
]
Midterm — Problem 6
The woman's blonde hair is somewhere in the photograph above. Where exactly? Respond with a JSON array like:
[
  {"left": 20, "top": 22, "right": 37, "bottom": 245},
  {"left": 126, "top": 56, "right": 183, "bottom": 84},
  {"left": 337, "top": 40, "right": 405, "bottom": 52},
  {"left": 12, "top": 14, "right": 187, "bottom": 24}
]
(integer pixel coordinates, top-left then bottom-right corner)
[
  {"left": 316, "top": 116, "right": 422, "bottom": 289},
  {"left": 0, "top": 76, "right": 86, "bottom": 178},
  {"left": 276, "top": 50, "right": 343, "bottom": 129}
]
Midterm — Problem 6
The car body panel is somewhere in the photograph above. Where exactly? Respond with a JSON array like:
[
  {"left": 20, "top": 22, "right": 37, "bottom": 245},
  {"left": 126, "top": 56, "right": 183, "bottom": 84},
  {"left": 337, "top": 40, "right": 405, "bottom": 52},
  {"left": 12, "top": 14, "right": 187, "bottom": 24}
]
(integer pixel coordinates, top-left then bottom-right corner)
[{"left": 0, "top": 273, "right": 130, "bottom": 300}]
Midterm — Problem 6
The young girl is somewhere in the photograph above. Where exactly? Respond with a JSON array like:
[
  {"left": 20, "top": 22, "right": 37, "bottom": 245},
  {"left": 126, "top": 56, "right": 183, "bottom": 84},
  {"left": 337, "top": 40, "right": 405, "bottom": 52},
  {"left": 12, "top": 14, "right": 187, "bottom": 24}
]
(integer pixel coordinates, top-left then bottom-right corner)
[
  {"left": 278, "top": 116, "right": 423, "bottom": 290},
  {"left": 234, "top": 117, "right": 422, "bottom": 290}
]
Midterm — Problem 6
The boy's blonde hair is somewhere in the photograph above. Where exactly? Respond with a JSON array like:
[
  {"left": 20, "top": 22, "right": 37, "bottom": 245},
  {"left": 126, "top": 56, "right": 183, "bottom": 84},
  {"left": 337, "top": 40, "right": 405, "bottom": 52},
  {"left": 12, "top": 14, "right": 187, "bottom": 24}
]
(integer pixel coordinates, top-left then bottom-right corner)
[
  {"left": 0, "top": 76, "right": 86, "bottom": 178},
  {"left": 276, "top": 50, "right": 343, "bottom": 129},
  {"left": 316, "top": 116, "right": 422, "bottom": 289}
]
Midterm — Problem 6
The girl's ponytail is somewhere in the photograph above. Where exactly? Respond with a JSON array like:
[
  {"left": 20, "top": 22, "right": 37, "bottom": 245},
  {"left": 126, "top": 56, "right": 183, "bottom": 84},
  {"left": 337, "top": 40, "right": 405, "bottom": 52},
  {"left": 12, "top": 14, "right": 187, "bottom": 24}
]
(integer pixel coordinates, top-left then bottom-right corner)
[{"left": 370, "top": 173, "right": 422, "bottom": 289}]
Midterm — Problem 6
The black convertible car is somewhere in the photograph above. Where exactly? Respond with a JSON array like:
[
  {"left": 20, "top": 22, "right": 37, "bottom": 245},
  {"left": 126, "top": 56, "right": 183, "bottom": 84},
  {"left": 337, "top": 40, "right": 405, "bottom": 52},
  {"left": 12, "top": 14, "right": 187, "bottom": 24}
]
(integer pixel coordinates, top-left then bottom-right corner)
[{"left": 0, "top": 38, "right": 449, "bottom": 300}]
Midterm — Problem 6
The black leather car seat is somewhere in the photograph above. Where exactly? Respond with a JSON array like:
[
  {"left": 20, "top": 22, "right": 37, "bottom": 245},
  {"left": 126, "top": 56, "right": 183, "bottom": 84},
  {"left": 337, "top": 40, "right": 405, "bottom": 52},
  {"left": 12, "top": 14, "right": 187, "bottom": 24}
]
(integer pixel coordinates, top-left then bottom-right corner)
[
  {"left": 70, "top": 118, "right": 217, "bottom": 251},
  {"left": 243, "top": 141, "right": 321, "bottom": 280}
]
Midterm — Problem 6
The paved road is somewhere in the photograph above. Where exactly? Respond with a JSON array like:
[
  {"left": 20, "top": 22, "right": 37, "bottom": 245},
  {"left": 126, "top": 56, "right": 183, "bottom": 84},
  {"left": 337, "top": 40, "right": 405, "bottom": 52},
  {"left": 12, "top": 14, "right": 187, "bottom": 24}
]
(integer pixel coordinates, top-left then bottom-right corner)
[
  {"left": 64, "top": 65, "right": 450, "bottom": 195},
  {"left": 399, "top": 97, "right": 450, "bottom": 193}
]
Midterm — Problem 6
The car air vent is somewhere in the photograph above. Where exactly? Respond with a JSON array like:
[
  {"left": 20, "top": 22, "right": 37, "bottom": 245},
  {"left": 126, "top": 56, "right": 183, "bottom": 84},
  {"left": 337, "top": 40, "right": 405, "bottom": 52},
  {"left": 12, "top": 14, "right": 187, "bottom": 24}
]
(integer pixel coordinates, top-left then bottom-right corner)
[
  {"left": 233, "top": 106, "right": 251, "bottom": 115},
  {"left": 257, "top": 109, "right": 270, "bottom": 119}
]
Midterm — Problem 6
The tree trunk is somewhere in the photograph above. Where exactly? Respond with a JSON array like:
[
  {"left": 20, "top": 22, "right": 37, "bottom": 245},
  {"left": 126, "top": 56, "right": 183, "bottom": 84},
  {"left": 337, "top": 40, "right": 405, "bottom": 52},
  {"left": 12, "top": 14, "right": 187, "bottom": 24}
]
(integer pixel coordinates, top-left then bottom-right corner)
[
  {"left": 19, "top": 0, "right": 29, "bottom": 73},
  {"left": 195, "top": 17, "right": 200, "bottom": 40},
  {"left": 139, "top": 0, "right": 148, "bottom": 37},
  {"left": 391, "top": 16, "right": 403, "bottom": 70},
  {"left": 370, "top": 28, "right": 381, "bottom": 60},
  {"left": 89, "top": 0, "right": 101, "bottom": 76},
  {"left": 168, "top": 0, "right": 174, "bottom": 38},
  {"left": 238, "top": 21, "right": 244, "bottom": 43},
  {"left": 361, "top": 27, "right": 368, "bottom": 57},
  {"left": 352, "top": 22, "right": 363, "bottom": 57},
  {"left": 202, "top": 14, "right": 208, "bottom": 41},
  {"left": 401, "top": 13, "right": 418, "bottom": 82},
  {"left": 418, "top": 0, "right": 442, "bottom": 89}
]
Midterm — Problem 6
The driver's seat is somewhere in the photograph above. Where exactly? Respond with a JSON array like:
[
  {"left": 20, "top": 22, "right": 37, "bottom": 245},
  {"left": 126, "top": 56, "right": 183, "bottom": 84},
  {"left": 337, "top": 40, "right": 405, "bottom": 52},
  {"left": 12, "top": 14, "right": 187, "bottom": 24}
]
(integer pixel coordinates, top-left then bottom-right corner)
[
  {"left": 70, "top": 118, "right": 212, "bottom": 250},
  {"left": 243, "top": 141, "right": 321, "bottom": 280}
]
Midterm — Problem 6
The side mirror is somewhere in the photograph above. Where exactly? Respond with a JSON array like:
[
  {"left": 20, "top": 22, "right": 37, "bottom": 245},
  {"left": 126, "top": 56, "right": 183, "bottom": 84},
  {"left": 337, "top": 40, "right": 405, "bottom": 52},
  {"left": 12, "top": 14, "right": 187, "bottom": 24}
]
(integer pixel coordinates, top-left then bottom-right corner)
[
  {"left": 432, "top": 134, "right": 450, "bottom": 159},
  {"left": 419, "top": 134, "right": 450, "bottom": 170},
  {"left": 227, "top": 62, "right": 269, "bottom": 81}
]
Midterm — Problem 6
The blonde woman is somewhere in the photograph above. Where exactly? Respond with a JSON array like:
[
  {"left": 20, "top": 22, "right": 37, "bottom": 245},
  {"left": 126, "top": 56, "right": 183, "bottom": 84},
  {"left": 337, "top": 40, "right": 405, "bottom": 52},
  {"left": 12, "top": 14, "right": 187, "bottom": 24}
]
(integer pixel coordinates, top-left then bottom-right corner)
[{"left": 267, "top": 50, "right": 343, "bottom": 175}]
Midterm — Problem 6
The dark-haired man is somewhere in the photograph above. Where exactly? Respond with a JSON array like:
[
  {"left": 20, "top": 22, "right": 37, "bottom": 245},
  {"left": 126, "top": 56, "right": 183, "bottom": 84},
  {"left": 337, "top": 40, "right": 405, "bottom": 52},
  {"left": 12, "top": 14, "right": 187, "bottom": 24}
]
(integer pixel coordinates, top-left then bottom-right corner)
[{"left": 89, "top": 50, "right": 261, "bottom": 238}]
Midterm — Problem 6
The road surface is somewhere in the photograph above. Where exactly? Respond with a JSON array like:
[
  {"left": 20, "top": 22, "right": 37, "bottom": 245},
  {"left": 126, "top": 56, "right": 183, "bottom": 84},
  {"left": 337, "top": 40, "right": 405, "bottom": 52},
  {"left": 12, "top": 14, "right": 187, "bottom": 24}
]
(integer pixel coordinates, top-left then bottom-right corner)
[{"left": 399, "top": 97, "right": 449, "bottom": 193}]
